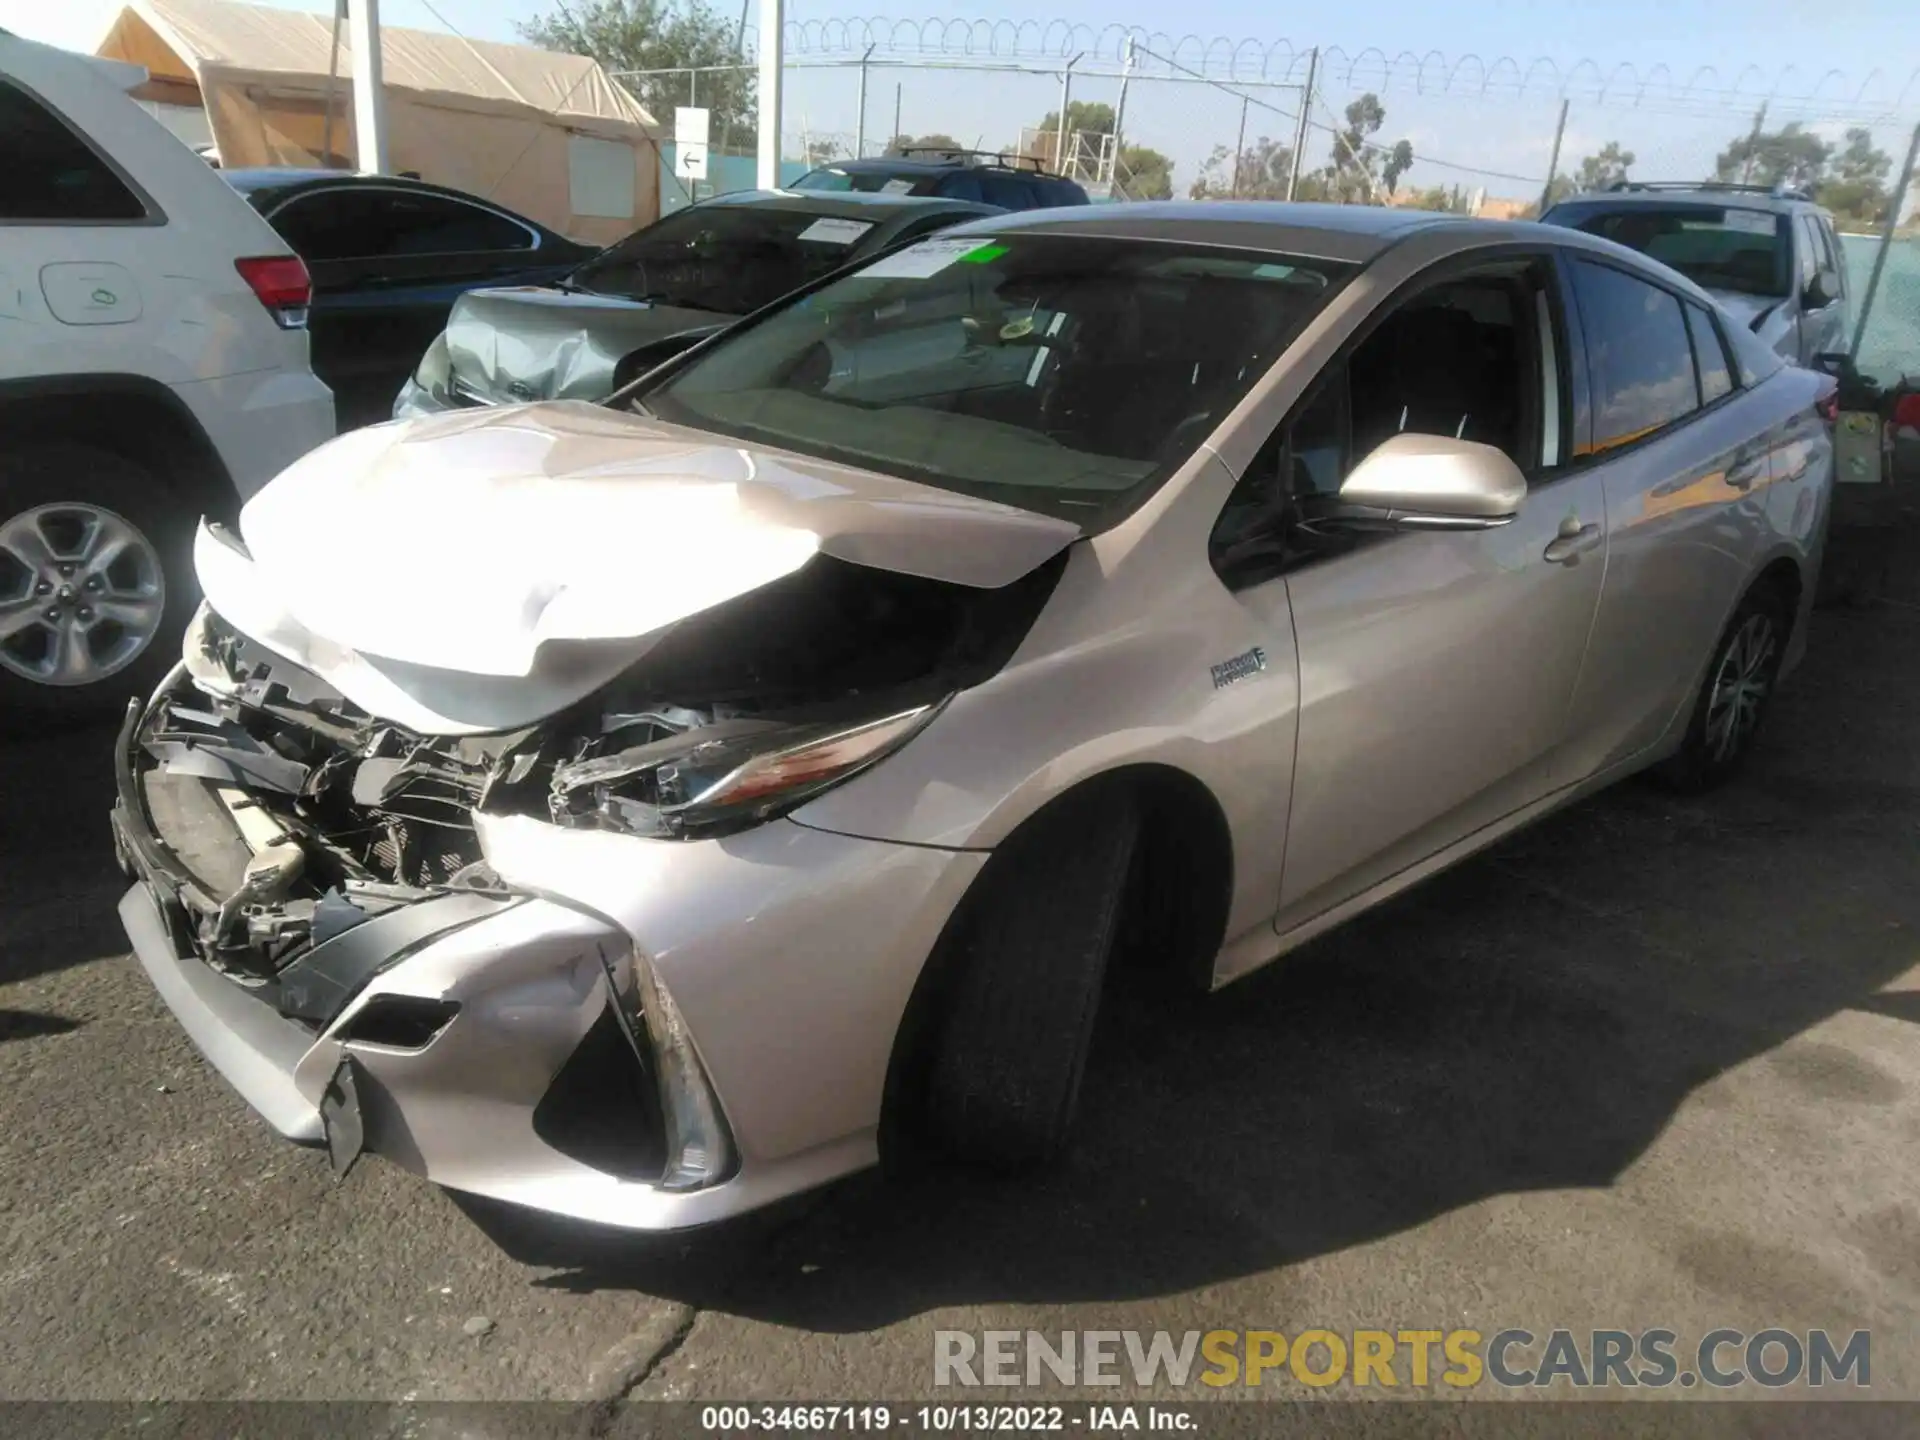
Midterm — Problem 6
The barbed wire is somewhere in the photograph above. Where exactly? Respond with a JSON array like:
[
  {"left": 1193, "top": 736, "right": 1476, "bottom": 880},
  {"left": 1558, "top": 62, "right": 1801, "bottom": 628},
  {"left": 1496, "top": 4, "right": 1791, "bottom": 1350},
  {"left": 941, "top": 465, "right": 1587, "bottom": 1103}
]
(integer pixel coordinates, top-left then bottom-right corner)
[{"left": 783, "top": 17, "right": 1920, "bottom": 122}]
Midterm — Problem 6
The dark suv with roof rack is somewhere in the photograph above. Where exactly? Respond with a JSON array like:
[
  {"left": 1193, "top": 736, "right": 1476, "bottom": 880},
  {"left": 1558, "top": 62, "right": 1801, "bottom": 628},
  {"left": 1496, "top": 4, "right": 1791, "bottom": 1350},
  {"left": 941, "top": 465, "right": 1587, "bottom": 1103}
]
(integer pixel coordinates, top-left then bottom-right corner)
[
  {"left": 1541, "top": 180, "right": 1849, "bottom": 367},
  {"left": 792, "top": 146, "right": 1091, "bottom": 209}
]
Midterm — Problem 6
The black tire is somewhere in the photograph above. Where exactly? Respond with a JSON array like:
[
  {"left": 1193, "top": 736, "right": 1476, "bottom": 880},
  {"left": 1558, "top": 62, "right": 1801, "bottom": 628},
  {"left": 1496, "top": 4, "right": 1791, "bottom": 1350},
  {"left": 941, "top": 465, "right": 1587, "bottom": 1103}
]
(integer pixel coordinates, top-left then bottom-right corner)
[
  {"left": 1656, "top": 582, "right": 1792, "bottom": 793},
  {"left": 0, "top": 443, "right": 197, "bottom": 728},
  {"left": 919, "top": 786, "right": 1142, "bottom": 1173}
]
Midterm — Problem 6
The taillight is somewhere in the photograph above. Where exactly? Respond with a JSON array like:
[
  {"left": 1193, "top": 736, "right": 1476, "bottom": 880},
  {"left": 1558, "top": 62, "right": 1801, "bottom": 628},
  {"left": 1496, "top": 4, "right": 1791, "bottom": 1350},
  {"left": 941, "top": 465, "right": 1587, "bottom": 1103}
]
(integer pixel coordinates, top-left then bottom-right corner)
[
  {"left": 1815, "top": 383, "right": 1840, "bottom": 427},
  {"left": 234, "top": 255, "right": 311, "bottom": 329},
  {"left": 1894, "top": 394, "right": 1920, "bottom": 430}
]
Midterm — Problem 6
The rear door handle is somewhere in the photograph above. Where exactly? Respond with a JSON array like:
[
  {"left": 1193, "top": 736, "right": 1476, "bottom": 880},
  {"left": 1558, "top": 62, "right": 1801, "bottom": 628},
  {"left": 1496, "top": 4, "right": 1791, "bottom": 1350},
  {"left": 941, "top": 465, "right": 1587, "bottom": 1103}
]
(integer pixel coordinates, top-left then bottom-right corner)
[
  {"left": 1728, "top": 454, "right": 1767, "bottom": 490},
  {"left": 1543, "top": 521, "right": 1602, "bottom": 565}
]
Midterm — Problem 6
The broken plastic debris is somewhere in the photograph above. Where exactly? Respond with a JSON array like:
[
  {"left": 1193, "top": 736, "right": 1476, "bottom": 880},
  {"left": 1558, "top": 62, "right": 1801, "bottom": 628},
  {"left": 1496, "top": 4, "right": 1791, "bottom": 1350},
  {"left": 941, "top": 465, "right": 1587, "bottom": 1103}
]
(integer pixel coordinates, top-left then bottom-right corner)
[{"left": 463, "top": 1315, "right": 495, "bottom": 1338}]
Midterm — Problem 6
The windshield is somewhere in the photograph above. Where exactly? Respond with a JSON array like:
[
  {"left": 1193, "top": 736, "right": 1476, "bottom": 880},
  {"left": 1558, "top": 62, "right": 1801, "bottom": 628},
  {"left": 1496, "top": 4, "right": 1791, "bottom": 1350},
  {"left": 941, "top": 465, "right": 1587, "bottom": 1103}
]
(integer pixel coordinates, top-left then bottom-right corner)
[
  {"left": 641, "top": 234, "right": 1352, "bottom": 525},
  {"left": 1556, "top": 204, "right": 1790, "bottom": 298},
  {"left": 570, "top": 205, "right": 880, "bottom": 313},
  {"left": 793, "top": 167, "right": 929, "bottom": 195}
]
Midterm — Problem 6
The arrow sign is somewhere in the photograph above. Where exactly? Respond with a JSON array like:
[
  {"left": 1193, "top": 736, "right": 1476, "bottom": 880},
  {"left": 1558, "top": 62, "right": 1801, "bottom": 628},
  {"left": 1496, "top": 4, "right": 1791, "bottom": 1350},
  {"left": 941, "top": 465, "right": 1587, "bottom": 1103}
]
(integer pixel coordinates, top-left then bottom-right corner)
[{"left": 677, "top": 143, "right": 709, "bottom": 181}]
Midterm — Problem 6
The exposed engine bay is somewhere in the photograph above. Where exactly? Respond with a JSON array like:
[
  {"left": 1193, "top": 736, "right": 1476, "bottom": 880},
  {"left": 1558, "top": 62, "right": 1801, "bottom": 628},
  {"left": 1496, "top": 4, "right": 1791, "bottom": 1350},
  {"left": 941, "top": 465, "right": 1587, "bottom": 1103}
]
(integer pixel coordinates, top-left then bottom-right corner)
[{"left": 126, "top": 552, "right": 1064, "bottom": 982}]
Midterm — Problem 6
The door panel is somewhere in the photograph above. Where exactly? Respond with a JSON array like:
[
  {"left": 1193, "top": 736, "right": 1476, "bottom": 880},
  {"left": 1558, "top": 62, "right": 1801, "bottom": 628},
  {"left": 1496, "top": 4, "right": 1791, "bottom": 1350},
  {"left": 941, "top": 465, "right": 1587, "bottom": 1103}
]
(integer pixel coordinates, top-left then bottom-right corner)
[
  {"left": 1276, "top": 469, "right": 1610, "bottom": 918},
  {"left": 1556, "top": 403, "right": 1770, "bottom": 774}
]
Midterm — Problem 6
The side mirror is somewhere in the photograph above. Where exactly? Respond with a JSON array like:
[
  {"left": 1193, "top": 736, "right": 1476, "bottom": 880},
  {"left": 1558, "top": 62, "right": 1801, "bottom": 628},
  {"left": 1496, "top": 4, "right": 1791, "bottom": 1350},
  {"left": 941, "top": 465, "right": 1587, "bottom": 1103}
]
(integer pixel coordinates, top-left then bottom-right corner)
[
  {"left": 1804, "top": 268, "right": 1840, "bottom": 310},
  {"left": 1310, "top": 433, "right": 1526, "bottom": 533}
]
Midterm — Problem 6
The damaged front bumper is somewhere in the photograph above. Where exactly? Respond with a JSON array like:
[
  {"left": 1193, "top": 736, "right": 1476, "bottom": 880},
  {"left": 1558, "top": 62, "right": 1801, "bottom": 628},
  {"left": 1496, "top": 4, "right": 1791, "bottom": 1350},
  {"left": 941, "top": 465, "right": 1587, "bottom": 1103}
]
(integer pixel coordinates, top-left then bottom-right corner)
[{"left": 110, "top": 667, "right": 982, "bottom": 1229}]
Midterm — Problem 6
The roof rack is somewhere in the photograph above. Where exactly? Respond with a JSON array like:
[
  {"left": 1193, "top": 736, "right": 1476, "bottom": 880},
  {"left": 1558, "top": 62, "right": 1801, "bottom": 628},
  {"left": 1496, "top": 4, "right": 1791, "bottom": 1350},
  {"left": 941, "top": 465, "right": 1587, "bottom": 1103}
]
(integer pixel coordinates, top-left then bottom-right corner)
[
  {"left": 895, "top": 146, "right": 1054, "bottom": 176},
  {"left": 1605, "top": 179, "right": 1816, "bottom": 202}
]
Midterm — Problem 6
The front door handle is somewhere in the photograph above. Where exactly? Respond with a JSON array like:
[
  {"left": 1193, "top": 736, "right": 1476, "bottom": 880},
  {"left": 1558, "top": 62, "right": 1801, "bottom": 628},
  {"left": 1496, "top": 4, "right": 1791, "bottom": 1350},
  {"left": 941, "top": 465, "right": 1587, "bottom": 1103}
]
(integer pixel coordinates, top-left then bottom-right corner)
[{"left": 1543, "top": 520, "right": 1602, "bottom": 565}]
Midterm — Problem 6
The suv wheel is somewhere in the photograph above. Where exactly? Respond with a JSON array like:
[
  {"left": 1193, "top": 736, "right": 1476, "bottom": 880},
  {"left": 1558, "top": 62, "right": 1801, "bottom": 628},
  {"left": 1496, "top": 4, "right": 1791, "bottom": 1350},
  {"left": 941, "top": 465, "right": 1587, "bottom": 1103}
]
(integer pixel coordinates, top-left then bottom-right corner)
[{"left": 0, "top": 443, "right": 194, "bottom": 726}]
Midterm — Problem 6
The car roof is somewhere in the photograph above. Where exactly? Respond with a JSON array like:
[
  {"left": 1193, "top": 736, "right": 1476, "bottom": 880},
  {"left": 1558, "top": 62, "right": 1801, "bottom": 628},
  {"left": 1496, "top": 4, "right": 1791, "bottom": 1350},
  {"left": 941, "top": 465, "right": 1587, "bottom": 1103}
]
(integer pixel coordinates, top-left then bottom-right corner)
[
  {"left": 923, "top": 201, "right": 1544, "bottom": 264},
  {"left": 1547, "top": 186, "right": 1824, "bottom": 214},
  {"left": 813, "top": 156, "right": 1075, "bottom": 180},
  {"left": 695, "top": 188, "right": 998, "bottom": 217}
]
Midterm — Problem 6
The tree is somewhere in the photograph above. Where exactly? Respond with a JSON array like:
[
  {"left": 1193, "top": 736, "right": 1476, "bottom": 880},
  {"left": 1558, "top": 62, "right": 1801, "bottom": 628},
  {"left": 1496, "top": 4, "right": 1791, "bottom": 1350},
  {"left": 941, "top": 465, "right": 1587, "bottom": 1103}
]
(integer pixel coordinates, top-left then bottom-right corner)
[
  {"left": 1030, "top": 100, "right": 1173, "bottom": 198},
  {"left": 1116, "top": 145, "right": 1174, "bottom": 200},
  {"left": 1573, "top": 141, "right": 1635, "bottom": 193},
  {"left": 1818, "top": 128, "right": 1893, "bottom": 225},
  {"left": 803, "top": 137, "right": 843, "bottom": 169},
  {"left": 1188, "top": 135, "right": 1293, "bottom": 200},
  {"left": 1321, "top": 93, "right": 1412, "bottom": 204},
  {"left": 884, "top": 133, "right": 962, "bottom": 155},
  {"left": 1714, "top": 121, "right": 1830, "bottom": 191},
  {"left": 518, "top": 1, "right": 755, "bottom": 147}
]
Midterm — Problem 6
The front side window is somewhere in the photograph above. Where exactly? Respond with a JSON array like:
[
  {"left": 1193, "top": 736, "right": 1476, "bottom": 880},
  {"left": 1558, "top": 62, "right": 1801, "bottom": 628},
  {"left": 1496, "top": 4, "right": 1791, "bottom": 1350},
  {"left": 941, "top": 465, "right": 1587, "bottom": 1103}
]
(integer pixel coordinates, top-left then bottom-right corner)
[
  {"left": 641, "top": 236, "right": 1353, "bottom": 525},
  {"left": 1570, "top": 260, "right": 1700, "bottom": 454},
  {"left": 572, "top": 205, "right": 879, "bottom": 313},
  {"left": 1556, "top": 204, "right": 1789, "bottom": 299},
  {"left": 1211, "top": 261, "right": 1554, "bottom": 580},
  {"left": 0, "top": 79, "right": 146, "bottom": 222}
]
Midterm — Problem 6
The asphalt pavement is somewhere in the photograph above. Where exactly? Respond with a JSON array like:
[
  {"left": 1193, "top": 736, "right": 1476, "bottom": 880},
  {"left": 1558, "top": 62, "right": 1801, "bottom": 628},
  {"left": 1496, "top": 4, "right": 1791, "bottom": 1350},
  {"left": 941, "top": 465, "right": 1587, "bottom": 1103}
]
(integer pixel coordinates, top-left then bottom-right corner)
[{"left": 4, "top": 558, "right": 1919, "bottom": 1418}]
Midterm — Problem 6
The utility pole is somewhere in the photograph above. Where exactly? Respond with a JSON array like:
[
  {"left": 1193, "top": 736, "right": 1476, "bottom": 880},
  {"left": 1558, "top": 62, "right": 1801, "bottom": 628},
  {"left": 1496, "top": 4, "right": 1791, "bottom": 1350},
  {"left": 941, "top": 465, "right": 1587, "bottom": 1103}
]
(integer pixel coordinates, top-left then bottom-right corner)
[
  {"left": 756, "top": 0, "right": 783, "bottom": 189},
  {"left": 348, "top": 0, "right": 388, "bottom": 173},
  {"left": 1739, "top": 102, "right": 1768, "bottom": 183},
  {"left": 854, "top": 44, "right": 875, "bottom": 160},
  {"left": 1054, "top": 53, "right": 1082, "bottom": 174},
  {"left": 1540, "top": 97, "right": 1569, "bottom": 211},
  {"left": 1850, "top": 118, "right": 1920, "bottom": 361},
  {"left": 1286, "top": 46, "right": 1317, "bottom": 201},
  {"left": 1230, "top": 93, "right": 1249, "bottom": 198}
]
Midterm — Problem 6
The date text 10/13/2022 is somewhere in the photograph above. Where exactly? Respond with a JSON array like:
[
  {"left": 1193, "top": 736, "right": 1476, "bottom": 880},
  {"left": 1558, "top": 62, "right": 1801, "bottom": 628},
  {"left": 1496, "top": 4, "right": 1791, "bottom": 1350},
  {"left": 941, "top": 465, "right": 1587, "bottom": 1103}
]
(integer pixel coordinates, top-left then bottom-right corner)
[{"left": 700, "top": 1406, "right": 1196, "bottom": 1432}]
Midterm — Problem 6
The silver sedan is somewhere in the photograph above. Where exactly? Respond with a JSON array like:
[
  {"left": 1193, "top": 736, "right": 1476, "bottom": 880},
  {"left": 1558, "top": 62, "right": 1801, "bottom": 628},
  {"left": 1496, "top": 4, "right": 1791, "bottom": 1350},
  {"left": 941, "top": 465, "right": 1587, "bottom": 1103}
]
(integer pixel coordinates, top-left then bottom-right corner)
[{"left": 111, "top": 203, "right": 1834, "bottom": 1230}]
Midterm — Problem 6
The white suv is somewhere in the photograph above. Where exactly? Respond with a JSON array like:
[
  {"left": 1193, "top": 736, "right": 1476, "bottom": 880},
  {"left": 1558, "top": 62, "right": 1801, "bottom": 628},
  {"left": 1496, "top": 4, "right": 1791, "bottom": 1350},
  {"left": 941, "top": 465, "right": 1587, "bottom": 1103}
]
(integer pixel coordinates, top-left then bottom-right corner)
[{"left": 0, "top": 31, "right": 335, "bottom": 721}]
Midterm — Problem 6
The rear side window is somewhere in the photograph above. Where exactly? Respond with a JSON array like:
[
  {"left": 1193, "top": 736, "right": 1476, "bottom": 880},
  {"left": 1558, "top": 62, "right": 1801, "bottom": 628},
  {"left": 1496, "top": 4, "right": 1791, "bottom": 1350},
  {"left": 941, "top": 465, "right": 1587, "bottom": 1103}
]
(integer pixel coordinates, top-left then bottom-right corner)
[
  {"left": 272, "top": 189, "right": 532, "bottom": 261},
  {"left": 1570, "top": 259, "right": 1700, "bottom": 453},
  {"left": 0, "top": 79, "right": 147, "bottom": 223},
  {"left": 935, "top": 172, "right": 985, "bottom": 203},
  {"left": 977, "top": 172, "right": 1040, "bottom": 209},
  {"left": 1686, "top": 303, "right": 1735, "bottom": 404}
]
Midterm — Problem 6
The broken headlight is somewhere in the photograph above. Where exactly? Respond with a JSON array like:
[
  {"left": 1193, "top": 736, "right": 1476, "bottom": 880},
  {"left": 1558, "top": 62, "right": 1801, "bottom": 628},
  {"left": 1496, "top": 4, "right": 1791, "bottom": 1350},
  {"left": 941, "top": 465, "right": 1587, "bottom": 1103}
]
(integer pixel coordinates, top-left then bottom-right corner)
[
  {"left": 182, "top": 599, "right": 244, "bottom": 699},
  {"left": 548, "top": 703, "right": 941, "bottom": 839}
]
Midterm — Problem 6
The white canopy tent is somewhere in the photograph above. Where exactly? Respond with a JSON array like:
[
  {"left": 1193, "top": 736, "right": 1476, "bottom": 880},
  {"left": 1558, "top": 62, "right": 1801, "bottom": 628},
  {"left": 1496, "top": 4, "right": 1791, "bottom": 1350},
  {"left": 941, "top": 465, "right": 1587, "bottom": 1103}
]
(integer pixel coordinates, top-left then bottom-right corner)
[{"left": 96, "top": 0, "right": 663, "bottom": 243}]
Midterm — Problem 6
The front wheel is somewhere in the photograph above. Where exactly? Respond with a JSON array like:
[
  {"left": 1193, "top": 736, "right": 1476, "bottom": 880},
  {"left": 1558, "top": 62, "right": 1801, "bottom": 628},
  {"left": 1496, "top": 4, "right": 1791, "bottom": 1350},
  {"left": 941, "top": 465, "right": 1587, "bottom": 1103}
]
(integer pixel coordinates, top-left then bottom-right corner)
[
  {"left": 914, "top": 787, "right": 1142, "bottom": 1173},
  {"left": 0, "top": 444, "right": 196, "bottom": 728},
  {"left": 1656, "top": 585, "right": 1790, "bottom": 792}
]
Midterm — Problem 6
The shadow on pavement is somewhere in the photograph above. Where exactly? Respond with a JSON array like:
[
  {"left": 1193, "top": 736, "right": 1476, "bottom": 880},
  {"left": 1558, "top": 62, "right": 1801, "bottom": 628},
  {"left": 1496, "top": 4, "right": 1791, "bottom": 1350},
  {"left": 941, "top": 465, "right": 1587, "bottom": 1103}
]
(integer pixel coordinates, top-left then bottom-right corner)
[
  {"left": 0, "top": 712, "right": 131, "bottom": 989},
  {"left": 456, "top": 530, "right": 1920, "bottom": 1329}
]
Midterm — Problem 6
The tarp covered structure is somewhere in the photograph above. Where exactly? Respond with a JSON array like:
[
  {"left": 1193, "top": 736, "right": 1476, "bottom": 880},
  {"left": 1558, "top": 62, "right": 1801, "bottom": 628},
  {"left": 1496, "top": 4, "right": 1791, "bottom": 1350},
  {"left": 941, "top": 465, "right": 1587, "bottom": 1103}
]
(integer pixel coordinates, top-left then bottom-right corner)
[{"left": 97, "top": 0, "right": 661, "bottom": 244}]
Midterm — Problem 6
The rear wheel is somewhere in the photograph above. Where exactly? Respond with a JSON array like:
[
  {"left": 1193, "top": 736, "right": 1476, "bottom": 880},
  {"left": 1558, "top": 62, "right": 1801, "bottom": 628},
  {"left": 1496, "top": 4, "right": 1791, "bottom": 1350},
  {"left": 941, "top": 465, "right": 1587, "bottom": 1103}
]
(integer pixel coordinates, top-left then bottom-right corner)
[
  {"left": 916, "top": 786, "right": 1141, "bottom": 1172},
  {"left": 0, "top": 444, "right": 195, "bottom": 727},
  {"left": 1656, "top": 584, "right": 1790, "bottom": 792}
]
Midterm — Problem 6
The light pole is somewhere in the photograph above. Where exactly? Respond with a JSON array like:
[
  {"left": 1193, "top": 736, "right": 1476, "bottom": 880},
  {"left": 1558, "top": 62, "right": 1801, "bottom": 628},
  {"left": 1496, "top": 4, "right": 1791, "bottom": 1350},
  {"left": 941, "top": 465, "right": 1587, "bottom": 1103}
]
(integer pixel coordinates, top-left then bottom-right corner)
[
  {"left": 756, "top": 0, "right": 783, "bottom": 189},
  {"left": 348, "top": 0, "right": 388, "bottom": 173}
]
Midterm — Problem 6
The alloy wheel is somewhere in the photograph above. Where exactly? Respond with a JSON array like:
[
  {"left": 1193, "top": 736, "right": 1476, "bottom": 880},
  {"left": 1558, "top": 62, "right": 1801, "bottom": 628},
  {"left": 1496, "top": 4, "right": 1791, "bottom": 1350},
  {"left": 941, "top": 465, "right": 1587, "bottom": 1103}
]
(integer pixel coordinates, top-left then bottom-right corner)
[
  {"left": 0, "top": 503, "right": 167, "bottom": 687},
  {"left": 1704, "top": 611, "right": 1778, "bottom": 764}
]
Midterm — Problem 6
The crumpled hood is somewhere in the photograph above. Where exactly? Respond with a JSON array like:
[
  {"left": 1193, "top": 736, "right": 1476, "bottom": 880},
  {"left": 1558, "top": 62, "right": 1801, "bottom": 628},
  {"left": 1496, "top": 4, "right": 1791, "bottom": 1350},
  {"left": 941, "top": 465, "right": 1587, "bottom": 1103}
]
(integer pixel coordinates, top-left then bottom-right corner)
[
  {"left": 445, "top": 286, "right": 729, "bottom": 404},
  {"left": 195, "top": 401, "right": 1079, "bottom": 734}
]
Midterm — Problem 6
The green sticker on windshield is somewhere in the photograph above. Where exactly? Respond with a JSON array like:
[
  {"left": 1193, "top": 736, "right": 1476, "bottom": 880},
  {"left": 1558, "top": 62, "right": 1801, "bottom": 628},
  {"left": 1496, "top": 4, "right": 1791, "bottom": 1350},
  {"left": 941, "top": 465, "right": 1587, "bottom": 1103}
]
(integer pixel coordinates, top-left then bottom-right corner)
[{"left": 956, "top": 242, "right": 1009, "bottom": 265}]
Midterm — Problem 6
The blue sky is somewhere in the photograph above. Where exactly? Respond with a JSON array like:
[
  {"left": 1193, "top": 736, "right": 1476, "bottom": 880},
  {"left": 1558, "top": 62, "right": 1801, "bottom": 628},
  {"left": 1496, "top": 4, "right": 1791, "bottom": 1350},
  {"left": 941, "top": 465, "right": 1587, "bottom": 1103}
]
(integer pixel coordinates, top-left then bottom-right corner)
[{"left": 8, "top": 0, "right": 1917, "bottom": 203}]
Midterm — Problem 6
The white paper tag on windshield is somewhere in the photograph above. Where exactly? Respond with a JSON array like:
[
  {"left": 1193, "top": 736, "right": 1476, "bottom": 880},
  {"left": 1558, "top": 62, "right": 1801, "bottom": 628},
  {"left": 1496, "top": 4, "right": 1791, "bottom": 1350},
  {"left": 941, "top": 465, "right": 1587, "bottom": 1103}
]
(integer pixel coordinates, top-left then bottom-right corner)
[
  {"left": 857, "top": 235, "right": 998, "bottom": 279},
  {"left": 798, "top": 217, "right": 875, "bottom": 245},
  {"left": 880, "top": 178, "right": 916, "bottom": 194},
  {"left": 1720, "top": 209, "right": 1777, "bottom": 235}
]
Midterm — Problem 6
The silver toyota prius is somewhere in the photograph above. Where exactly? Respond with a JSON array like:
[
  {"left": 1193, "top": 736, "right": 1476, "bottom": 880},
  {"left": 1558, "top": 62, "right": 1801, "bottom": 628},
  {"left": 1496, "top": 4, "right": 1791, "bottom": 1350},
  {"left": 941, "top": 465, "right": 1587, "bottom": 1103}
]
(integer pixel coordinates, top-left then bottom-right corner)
[{"left": 110, "top": 203, "right": 1835, "bottom": 1231}]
